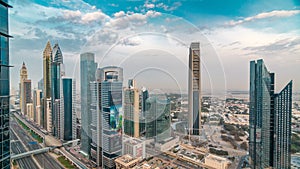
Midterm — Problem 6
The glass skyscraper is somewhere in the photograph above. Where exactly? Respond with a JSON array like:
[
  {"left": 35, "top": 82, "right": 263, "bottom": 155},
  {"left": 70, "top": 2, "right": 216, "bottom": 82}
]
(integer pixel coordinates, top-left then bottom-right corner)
[
  {"left": 0, "top": 1, "right": 12, "bottom": 168},
  {"left": 145, "top": 95, "right": 171, "bottom": 142},
  {"left": 61, "top": 77, "right": 77, "bottom": 141},
  {"left": 249, "top": 59, "right": 292, "bottom": 169},
  {"left": 51, "top": 43, "right": 64, "bottom": 137},
  {"left": 100, "top": 66, "right": 123, "bottom": 169},
  {"left": 274, "top": 81, "right": 292, "bottom": 168},
  {"left": 80, "top": 52, "right": 97, "bottom": 157}
]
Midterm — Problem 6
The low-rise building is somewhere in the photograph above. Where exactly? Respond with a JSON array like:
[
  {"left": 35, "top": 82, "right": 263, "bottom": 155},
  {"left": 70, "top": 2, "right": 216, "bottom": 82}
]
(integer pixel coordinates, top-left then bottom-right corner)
[
  {"left": 115, "top": 154, "right": 140, "bottom": 169},
  {"left": 204, "top": 154, "right": 231, "bottom": 169}
]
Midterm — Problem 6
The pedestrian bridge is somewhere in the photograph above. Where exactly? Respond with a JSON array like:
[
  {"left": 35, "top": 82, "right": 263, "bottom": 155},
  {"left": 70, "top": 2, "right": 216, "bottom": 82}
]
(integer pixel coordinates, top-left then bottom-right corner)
[
  {"left": 11, "top": 139, "right": 80, "bottom": 160},
  {"left": 11, "top": 147, "right": 51, "bottom": 160}
]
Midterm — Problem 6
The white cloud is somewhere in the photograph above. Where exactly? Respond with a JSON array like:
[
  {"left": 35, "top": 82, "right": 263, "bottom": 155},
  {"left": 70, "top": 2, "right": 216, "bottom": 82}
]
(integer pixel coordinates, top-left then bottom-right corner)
[
  {"left": 226, "top": 10, "right": 300, "bottom": 26},
  {"left": 144, "top": 3, "right": 155, "bottom": 9},
  {"left": 63, "top": 10, "right": 82, "bottom": 19},
  {"left": 81, "top": 11, "right": 109, "bottom": 24},
  {"left": 156, "top": 2, "right": 181, "bottom": 11}
]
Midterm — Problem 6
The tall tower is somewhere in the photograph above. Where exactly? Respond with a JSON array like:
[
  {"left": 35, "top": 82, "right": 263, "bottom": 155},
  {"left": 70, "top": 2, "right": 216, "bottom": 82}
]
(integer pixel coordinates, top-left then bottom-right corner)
[
  {"left": 20, "top": 62, "right": 28, "bottom": 115},
  {"left": 124, "top": 79, "right": 140, "bottom": 138},
  {"left": 51, "top": 43, "right": 64, "bottom": 137},
  {"left": 249, "top": 59, "right": 292, "bottom": 169},
  {"left": 100, "top": 66, "right": 123, "bottom": 169},
  {"left": 274, "top": 81, "right": 292, "bottom": 168},
  {"left": 60, "top": 77, "right": 77, "bottom": 141},
  {"left": 80, "top": 52, "right": 97, "bottom": 157},
  {"left": 0, "top": 1, "right": 12, "bottom": 168},
  {"left": 43, "top": 41, "right": 52, "bottom": 132},
  {"left": 188, "top": 42, "right": 201, "bottom": 135}
]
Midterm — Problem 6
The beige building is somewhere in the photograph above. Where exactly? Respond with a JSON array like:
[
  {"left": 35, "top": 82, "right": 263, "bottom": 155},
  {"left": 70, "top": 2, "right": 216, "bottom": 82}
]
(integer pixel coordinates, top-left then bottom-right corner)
[
  {"left": 123, "top": 136, "right": 146, "bottom": 159},
  {"left": 19, "top": 62, "right": 32, "bottom": 116},
  {"left": 204, "top": 154, "right": 231, "bottom": 169},
  {"left": 115, "top": 155, "right": 140, "bottom": 169},
  {"left": 33, "top": 89, "right": 42, "bottom": 125},
  {"left": 26, "top": 103, "right": 34, "bottom": 121},
  {"left": 43, "top": 41, "right": 52, "bottom": 130}
]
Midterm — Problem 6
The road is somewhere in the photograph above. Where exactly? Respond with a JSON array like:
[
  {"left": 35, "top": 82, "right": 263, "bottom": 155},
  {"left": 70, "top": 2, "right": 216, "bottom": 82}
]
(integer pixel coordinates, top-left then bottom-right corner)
[
  {"left": 11, "top": 116, "right": 64, "bottom": 169},
  {"left": 11, "top": 129, "right": 39, "bottom": 169}
]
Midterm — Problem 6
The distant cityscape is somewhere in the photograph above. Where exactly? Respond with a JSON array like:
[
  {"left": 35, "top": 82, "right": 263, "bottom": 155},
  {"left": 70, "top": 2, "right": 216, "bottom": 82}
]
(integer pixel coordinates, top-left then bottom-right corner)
[{"left": 1, "top": 1, "right": 300, "bottom": 169}]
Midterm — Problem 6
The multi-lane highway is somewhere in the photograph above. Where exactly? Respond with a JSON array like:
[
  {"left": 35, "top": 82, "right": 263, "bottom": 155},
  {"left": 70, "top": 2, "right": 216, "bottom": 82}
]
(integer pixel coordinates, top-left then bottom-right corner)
[
  {"left": 10, "top": 116, "right": 64, "bottom": 169},
  {"left": 11, "top": 128, "right": 39, "bottom": 169}
]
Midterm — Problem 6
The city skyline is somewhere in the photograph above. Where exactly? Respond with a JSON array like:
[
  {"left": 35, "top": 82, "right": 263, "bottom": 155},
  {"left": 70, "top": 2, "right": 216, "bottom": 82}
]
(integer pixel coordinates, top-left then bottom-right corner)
[{"left": 8, "top": 0, "right": 300, "bottom": 92}]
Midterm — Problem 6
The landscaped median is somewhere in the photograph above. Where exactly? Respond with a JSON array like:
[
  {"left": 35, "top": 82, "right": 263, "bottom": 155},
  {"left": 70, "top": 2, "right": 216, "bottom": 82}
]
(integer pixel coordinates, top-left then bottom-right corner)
[
  {"left": 57, "top": 156, "right": 76, "bottom": 169},
  {"left": 14, "top": 116, "right": 43, "bottom": 143}
]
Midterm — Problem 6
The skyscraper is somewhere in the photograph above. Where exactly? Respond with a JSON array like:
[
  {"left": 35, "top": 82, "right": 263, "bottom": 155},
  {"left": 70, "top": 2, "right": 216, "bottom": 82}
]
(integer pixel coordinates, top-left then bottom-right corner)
[
  {"left": 100, "top": 66, "right": 123, "bottom": 169},
  {"left": 60, "top": 77, "right": 77, "bottom": 140},
  {"left": 19, "top": 62, "right": 29, "bottom": 115},
  {"left": 51, "top": 43, "right": 64, "bottom": 137},
  {"left": 124, "top": 79, "right": 140, "bottom": 138},
  {"left": 80, "top": 52, "right": 97, "bottom": 157},
  {"left": 43, "top": 41, "right": 52, "bottom": 132},
  {"left": 249, "top": 59, "right": 274, "bottom": 168},
  {"left": 188, "top": 42, "right": 201, "bottom": 135},
  {"left": 0, "top": 1, "right": 12, "bottom": 168},
  {"left": 90, "top": 79, "right": 102, "bottom": 166},
  {"left": 145, "top": 95, "right": 171, "bottom": 142},
  {"left": 274, "top": 81, "right": 292, "bottom": 168},
  {"left": 249, "top": 59, "right": 292, "bottom": 169},
  {"left": 33, "top": 89, "right": 42, "bottom": 126},
  {"left": 23, "top": 79, "right": 32, "bottom": 116}
]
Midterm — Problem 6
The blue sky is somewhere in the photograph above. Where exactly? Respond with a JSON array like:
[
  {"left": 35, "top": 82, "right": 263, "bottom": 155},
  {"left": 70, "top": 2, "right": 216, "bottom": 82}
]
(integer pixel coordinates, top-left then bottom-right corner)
[{"left": 9, "top": 0, "right": 300, "bottom": 93}]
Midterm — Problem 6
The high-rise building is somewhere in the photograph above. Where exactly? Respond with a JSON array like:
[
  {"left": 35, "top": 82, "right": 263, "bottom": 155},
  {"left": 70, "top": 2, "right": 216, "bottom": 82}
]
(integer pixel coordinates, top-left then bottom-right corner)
[
  {"left": 33, "top": 89, "right": 42, "bottom": 125},
  {"left": 51, "top": 43, "right": 64, "bottom": 137},
  {"left": 19, "top": 62, "right": 31, "bottom": 115},
  {"left": 90, "top": 79, "right": 102, "bottom": 166},
  {"left": 38, "top": 78, "right": 44, "bottom": 94},
  {"left": 145, "top": 95, "right": 171, "bottom": 142},
  {"left": 124, "top": 79, "right": 139, "bottom": 138},
  {"left": 60, "top": 77, "right": 77, "bottom": 140},
  {"left": 100, "top": 66, "right": 123, "bottom": 169},
  {"left": 139, "top": 87, "right": 148, "bottom": 136},
  {"left": 249, "top": 59, "right": 292, "bottom": 169},
  {"left": 188, "top": 42, "right": 201, "bottom": 135},
  {"left": 26, "top": 103, "right": 34, "bottom": 121},
  {"left": 0, "top": 1, "right": 12, "bottom": 168},
  {"left": 274, "top": 81, "right": 292, "bottom": 168},
  {"left": 80, "top": 52, "right": 97, "bottom": 157},
  {"left": 43, "top": 41, "right": 52, "bottom": 132},
  {"left": 23, "top": 79, "right": 32, "bottom": 116}
]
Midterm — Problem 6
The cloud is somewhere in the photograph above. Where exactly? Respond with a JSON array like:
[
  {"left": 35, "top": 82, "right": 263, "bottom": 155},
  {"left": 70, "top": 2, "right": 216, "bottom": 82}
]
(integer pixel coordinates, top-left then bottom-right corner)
[
  {"left": 225, "top": 10, "right": 300, "bottom": 26},
  {"left": 156, "top": 2, "right": 181, "bottom": 11},
  {"left": 106, "top": 10, "right": 161, "bottom": 30},
  {"left": 144, "top": 3, "right": 155, "bottom": 9},
  {"left": 63, "top": 10, "right": 82, "bottom": 19}
]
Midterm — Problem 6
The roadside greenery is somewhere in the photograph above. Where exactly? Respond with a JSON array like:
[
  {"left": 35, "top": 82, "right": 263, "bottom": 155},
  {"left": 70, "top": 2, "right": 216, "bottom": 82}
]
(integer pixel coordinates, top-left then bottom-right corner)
[{"left": 57, "top": 156, "right": 75, "bottom": 169}]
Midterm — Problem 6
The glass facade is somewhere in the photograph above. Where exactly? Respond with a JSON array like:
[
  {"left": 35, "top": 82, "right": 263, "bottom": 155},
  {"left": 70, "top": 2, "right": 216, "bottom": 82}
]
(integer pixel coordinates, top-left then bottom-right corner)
[
  {"left": 0, "top": 1, "right": 11, "bottom": 168},
  {"left": 145, "top": 96, "right": 171, "bottom": 142},
  {"left": 80, "top": 52, "right": 97, "bottom": 157},
  {"left": 274, "top": 81, "right": 292, "bottom": 169},
  {"left": 51, "top": 43, "right": 63, "bottom": 137},
  {"left": 249, "top": 59, "right": 292, "bottom": 169},
  {"left": 249, "top": 59, "right": 274, "bottom": 169},
  {"left": 100, "top": 66, "right": 123, "bottom": 169},
  {"left": 63, "top": 78, "right": 72, "bottom": 140}
]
